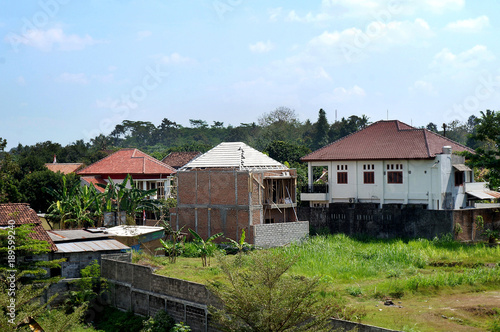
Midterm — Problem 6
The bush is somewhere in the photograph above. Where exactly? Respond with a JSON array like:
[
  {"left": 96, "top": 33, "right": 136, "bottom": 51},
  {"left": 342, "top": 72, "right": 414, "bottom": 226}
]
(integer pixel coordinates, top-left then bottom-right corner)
[
  {"left": 93, "top": 306, "right": 146, "bottom": 332},
  {"left": 141, "top": 310, "right": 175, "bottom": 332},
  {"left": 182, "top": 242, "right": 201, "bottom": 257}
]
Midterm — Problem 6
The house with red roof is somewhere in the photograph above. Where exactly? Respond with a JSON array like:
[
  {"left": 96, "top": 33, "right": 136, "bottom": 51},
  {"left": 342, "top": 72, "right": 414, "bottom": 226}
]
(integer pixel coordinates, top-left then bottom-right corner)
[
  {"left": 300, "top": 120, "right": 496, "bottom": 210},
  {"left": 161, "top": 151, "right": 201, "bottom": 170},
  {"left": 77, "top": 148, "right": 176, "bottom": 199}
]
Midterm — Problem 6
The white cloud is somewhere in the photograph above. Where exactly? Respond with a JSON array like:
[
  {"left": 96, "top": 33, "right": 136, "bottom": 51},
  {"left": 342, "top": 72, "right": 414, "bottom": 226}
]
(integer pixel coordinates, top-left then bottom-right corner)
[
  {"left": 304, "top": 18, "right": 433, "bottom": 64},
  {"left": 431, "top": 45, "right": 495, "bottom": 71},
  {"left": 268, "top": 7, "right": 282, "bottom": 22},
  {"left": 16, "top": 76, "right": 26, "bottom": 86},
  {"left": 136, "top": 30, "right": 152, "bottom": 41},
  {"left": 286, "top": 10, "right": 332, "bottom": 23},
  {"left": 249, "top": 40, "right": 275, "bottom": 53},
  {"left": 445, "top": 16, "right": 489, "bottom": 33},
  {"left": 5, "top": 28, "right": 98, "bottom": 51},
  {"left": 331, "top": 85, "right": 366, "bottom": 101},
  {"left": 319, "top": 0, "right": 463, "bottom": 19},
  {"left": 420, "top": 0, "right": 464, "bottom": 13},
  {"left": 410, "top": 80, "right": 437, "bottom": 96},
  {"left": 159, "top": 53, "right": 196, "bottom": 65},
  {"left": 56, "top": 72, "right": 89, "bottom": 84}
]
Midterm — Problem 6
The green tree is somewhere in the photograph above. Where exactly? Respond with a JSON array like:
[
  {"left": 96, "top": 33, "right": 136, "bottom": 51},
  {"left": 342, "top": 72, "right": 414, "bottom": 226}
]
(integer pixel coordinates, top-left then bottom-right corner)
[
  {"left": 208, "top": 250, "right": 342, "bottom": 331},
  {"left": 264, "top": 141, "right": 311, "bottom": 164},
  {"left": 466, "top": 110, "right": 500, "bottom": 189},
  {"left": 0, "top": 138, "right": 22, "bottom": 203},
  {"left": 19, "top": 170, "right": 79, "bottom": 214},
  {"left": 313, "top": 109, "right": 330, "bottom": 150}
]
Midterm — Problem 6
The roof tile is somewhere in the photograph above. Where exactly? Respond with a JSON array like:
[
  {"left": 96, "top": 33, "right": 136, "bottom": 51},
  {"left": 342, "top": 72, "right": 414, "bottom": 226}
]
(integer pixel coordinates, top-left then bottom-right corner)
[
  {"left": 77, "top": 148, "right": 176, "bottom": 176},
  {"left": 161, "top": 151, "right": 201, "bottom": 169},
  {"left": 301, "top": 120, "right": 475, "bottom": 161},
  {"left": 0, "top": 203, "right": 57, "bottom": 251}
]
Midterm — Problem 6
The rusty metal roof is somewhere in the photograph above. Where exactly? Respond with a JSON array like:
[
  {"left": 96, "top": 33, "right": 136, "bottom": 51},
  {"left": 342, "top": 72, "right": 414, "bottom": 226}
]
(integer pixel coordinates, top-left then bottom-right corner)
[{"left": 54, "top": 238, "right": 130, "bottom": 253}]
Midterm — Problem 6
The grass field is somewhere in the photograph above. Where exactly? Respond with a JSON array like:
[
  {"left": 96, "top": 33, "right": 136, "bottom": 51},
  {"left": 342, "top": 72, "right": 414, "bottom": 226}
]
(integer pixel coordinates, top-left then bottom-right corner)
[{"left": 133, "top": 234, "right": 500, "bottom": 331}]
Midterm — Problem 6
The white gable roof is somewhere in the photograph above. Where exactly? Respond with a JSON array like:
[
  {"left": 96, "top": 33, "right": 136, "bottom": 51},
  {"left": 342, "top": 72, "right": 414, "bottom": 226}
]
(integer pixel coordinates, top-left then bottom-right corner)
[{"left": 180, "top": 142, "right": 288, "bottom": 171}]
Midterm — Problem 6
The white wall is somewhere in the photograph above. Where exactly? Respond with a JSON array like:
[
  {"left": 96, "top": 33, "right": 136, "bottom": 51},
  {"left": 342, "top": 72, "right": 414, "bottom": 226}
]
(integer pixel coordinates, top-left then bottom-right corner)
[{"left": 306, "top": 157, "right": 465, "bottom": 210}]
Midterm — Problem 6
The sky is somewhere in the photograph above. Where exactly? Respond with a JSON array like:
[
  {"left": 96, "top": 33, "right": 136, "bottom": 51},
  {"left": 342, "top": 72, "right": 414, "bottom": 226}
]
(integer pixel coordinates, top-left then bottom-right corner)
[{"left": 1, "top": 0, "right": 500, "bottom": 150}]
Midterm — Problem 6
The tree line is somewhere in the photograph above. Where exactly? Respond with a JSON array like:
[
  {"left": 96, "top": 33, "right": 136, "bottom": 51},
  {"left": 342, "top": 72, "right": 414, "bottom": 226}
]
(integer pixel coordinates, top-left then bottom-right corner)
[{"left": 1, "top": 107, "right": 499, "bottom": 213}]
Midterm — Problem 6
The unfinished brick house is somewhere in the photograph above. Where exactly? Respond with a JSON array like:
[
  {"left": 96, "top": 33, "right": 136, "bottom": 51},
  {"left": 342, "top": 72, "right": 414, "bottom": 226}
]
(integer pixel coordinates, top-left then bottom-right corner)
[{"left": 170, "top": 142, "right": 309, "bottom": 247}]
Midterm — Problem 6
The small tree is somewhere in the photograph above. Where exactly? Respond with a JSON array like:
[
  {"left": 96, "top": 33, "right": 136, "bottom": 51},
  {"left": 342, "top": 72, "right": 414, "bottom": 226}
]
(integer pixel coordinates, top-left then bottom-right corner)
[
  {"left": 188, "top": 229, "right": 223, "bottom": 267},
  {"left": 208, "top": 250, "right": 340, "bottom": 332}
]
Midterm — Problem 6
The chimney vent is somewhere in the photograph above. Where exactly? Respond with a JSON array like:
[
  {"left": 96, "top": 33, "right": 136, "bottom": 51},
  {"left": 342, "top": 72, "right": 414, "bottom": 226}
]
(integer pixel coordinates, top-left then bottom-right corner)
[{"left": 442, "top": 146, "right": 452, "bottom": 155}]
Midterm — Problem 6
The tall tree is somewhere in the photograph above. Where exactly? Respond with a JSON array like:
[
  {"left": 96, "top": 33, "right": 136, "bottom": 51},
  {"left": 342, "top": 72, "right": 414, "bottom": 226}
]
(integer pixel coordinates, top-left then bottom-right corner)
[
  {"left": 466, "top": 110, "right": 500, "bottom": 190},
  {"left": 0, "top": 139, "right": 22, "bottom": 203},
  {"left": 313, "top": 109, "right": 330, "bottom": 150}
]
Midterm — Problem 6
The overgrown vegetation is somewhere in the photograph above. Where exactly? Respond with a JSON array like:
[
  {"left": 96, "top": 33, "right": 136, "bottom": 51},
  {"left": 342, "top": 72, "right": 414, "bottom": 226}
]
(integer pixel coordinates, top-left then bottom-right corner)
[
  {"left": 138, "top": 233, "right": 500, "bottom": 331},
  {"left": 208, "top": 250, "right": 351, "bottom": 331}
]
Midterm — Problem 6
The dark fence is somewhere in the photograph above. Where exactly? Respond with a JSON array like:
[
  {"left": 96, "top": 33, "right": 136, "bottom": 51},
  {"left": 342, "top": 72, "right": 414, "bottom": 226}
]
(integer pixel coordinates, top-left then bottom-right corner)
[{"left": 300, "top": 183, "right": 329, "bottom": 193}]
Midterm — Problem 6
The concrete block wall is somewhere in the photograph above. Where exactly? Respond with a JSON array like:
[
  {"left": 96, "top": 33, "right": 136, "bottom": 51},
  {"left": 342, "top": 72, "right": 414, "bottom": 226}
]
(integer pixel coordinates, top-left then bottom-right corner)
[
  {"left": 253, "top": 221, "right": 309, "bottom": 248},
  {"left": 101, "top": 254, "right": 218, "bottom": 331},
  {"left": 300, "top": 203, "right": 500, "bottom": 240},
  {"left": 300, "top": 203, "right": 454, "bottom": 239}
]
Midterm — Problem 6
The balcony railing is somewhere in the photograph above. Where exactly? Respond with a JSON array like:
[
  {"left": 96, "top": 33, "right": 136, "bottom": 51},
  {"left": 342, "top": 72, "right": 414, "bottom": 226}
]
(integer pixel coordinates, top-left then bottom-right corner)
[{"left": 300, "top": 184, "right": 329, "bottom": 194}]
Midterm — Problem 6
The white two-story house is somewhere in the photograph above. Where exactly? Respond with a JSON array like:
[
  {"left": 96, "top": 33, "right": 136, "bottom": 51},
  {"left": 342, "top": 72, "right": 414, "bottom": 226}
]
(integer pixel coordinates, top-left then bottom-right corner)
[{"left": 300, "top": 120, "right": 497, "bottom": 210}]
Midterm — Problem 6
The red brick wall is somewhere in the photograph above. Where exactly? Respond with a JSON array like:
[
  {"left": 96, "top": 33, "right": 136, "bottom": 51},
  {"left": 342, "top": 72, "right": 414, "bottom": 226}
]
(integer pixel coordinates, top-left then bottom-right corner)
[
  {"left": 453, "top": 208, "right": 500, "bottom": 242},
  {"left": 175, "top": 168, "right": 298, "bottom": 243},
  {"left": 237, "top": 172, "right": 249, "bottom": 205},
  {"left": 177, "top": 172, "right": 196, "bottom": 205},
  {"left": 210, "top": 171, "right": 237, "bottom": 205},
  {"left": 196, "top": 172, "right": 211, "bottom": 205}
]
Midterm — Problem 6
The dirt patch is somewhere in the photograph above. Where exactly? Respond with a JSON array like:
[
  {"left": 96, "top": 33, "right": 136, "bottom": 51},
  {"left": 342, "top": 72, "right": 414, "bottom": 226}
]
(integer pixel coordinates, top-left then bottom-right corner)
[
  {"left": 359, "top": 291, "right": 500, "bottom": 331},
  {"left": 459, "top": 305, "right": 499, "bottom": 317}
]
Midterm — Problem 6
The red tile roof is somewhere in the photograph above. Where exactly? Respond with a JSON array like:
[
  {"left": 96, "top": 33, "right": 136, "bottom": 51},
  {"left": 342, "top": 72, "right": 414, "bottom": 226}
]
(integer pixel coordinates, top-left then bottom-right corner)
[
  {"left": 161, "top": 151, "right": 201, "bottom": 169},
  {"left": 77, "top": 148, "right": 176, "bottom": 176},
  {"left": 80, "top": 176, "right": 108, "bottom": 193},
  {"left": 0, "top": 203, "right": 57, "bottom": 251},
  {"left": 301, "top": 120, "right": 475, "bottom": 162},
  {"left": 45, "top": 163, "right": 84, "bottom": 174}
]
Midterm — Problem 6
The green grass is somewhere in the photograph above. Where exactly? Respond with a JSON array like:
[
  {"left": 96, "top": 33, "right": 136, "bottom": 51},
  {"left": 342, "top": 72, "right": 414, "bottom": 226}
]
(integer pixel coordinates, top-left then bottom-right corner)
[{"left": 136, "top": 234, "right": 500, "bottom": 331}]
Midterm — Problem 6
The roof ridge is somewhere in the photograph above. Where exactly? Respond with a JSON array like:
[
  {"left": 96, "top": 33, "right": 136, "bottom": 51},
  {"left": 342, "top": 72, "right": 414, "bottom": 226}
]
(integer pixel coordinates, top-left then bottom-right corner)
[
  {"left": 136, "top": 149, "right": 177, "bottom": 172},
  {"left": 77, "top": 148, "right": 121, "bottom": 174},
  {"left": 422, "top": 129, "right": 431, "bottom": 158},
  {"left": 301, "top": 121, "right": 378, "bottom": 160},
  {"left": 424, "top": 129, "right": 475, "bottom": 153}
]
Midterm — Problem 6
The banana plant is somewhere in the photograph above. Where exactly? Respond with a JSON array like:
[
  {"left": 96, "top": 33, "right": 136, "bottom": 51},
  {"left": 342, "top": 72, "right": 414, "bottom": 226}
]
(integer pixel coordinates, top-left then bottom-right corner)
[
  {"left": 226, "top": 229, "right": 252, "bottom": 255},
  {"left": 157, "top": 237, "right": 185, "bottom": 263},
  {"left": 188, "top": 229, "right": 223, "bottom": 267}
]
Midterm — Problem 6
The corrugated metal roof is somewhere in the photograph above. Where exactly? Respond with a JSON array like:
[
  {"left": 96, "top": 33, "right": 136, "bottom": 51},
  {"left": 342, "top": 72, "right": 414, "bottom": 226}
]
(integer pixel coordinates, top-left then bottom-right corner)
[
  {"left": 55, "top": 239, "right": 130, "bottom": 253},
  {"left": 47, "top": 229, "right": 110, "bottom": 242},
  {"left": 453, "top": 164, "right": 472, "bottom": 172},
  {"left": 180, "top": 142, "right": 288, "bottom": 170},
  {"left": 467, "top": 190, "right": 500, "bottom": 200}
]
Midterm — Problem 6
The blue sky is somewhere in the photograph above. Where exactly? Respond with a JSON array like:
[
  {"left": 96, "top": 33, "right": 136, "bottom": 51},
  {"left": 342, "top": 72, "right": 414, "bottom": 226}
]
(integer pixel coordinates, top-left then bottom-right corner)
[{"left": 1, "top": 0, "right": 500, "bottom": 150}]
